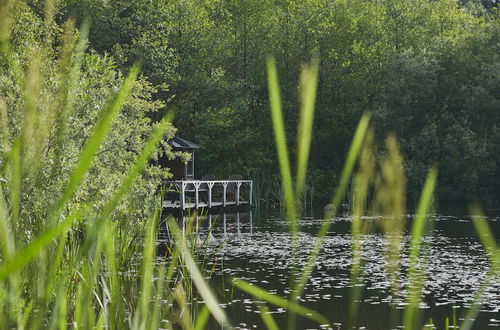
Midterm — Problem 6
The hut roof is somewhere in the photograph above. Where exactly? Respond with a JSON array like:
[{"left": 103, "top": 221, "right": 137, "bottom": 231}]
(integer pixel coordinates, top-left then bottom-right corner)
[{"left": 169, "top": 137, "right": 201, "bottom": 149}]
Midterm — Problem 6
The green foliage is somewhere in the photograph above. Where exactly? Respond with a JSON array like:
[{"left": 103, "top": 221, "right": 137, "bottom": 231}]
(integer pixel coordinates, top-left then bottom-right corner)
[
  {"left": 0, "top": 2, "right": 187, "bottom": 328},
  {"left": 1, "top": 3, "right": 176, "bottom": 238},
  {"left": 54, "top": 0, "right": 500, "bottom": 205}
]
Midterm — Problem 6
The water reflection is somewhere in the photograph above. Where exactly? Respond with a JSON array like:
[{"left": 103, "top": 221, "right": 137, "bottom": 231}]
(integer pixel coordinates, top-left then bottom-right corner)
[
  {"left": 158, "top": 211, "right": 500, "bottom": 329},
  {"left": 159, "top": 210, "right": 253, "bottom": 242},
  {"left": 222, "top": 211, "right": 253, "bottom": 239}
]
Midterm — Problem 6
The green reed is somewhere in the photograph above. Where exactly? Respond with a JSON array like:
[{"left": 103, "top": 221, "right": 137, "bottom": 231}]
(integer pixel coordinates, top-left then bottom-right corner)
[
  {"left": 0, "top": 1, "right": 188, "bottom": 328},
  {"left": 1, "top": 0, "right": 498, "bottom": 329},
  {"left": 229, "top": 56, "right": 499, "bottom": 330}
]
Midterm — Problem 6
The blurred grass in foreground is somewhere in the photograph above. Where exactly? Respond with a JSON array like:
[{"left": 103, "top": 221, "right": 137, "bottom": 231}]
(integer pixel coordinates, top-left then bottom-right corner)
[
  {"left": 229, "top": 57, "right": 498, "bottom": 330},
  {"left": 0, "top": 1, "right": 498, "bottom": 328}
]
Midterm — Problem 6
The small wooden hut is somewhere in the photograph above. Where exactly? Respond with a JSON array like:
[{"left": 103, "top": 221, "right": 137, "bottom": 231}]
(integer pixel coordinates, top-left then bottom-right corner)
[{"left": 161, "top": 137, "right": 201, "bottom": 180}]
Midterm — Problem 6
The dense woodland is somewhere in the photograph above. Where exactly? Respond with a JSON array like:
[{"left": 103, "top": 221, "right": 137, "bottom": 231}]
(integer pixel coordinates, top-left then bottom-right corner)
[{"left": 5, "top": 0, "right": 500, "bottom": 205}]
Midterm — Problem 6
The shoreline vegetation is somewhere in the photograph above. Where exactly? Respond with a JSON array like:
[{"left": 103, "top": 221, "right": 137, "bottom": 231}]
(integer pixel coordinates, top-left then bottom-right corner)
[
  {"left": 0, "top": 0, "right": 499, "bottom": 329},
  {"left": 36, "top": 0, "right": 500, "bottom": 206}
]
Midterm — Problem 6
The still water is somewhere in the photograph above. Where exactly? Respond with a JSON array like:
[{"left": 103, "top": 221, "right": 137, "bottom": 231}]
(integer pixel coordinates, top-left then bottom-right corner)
[{"left": 161, "top": 209, "right": 500, "bottom": 329}]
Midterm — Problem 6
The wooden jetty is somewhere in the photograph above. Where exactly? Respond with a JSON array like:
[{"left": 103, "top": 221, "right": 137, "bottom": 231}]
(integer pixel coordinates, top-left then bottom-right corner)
[
  {"left": 163, "top": 179, "right": 253, "bottom": 210},
  {"left": 158, "top": 136, "right": 253, "bottom": 211}
]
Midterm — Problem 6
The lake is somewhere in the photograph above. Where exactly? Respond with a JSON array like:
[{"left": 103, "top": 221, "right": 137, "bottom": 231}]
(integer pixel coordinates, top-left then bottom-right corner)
[{"left": 159, "top": 209, "right": 500, "bottom": 329}]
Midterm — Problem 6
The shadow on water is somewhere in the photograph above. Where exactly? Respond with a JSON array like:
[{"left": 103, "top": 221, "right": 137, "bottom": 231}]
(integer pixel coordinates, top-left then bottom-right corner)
[{"left": 157, "top": 209, "right": 500, "bottom": 329}]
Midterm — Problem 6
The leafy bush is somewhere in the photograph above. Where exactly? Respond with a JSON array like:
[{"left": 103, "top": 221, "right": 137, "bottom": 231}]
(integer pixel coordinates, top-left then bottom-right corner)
[{"left": 0, "top": 1, "right": 175, "bottom": 238}]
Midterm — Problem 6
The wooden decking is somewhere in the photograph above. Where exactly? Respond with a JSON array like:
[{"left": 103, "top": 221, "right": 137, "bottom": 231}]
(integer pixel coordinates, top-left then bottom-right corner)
[{"left": 163, "top": 180, "right": 253, "bottom": 210}]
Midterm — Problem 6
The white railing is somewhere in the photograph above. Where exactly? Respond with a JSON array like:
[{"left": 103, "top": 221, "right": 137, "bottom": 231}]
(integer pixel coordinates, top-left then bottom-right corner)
[{"left": 164, "top": 180, "right": 253, "bottom": 209}]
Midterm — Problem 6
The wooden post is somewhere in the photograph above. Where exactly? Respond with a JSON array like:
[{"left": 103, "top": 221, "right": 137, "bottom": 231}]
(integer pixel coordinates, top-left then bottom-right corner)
[
  {"left": 223, "top": 182, "right": 228, "bottom": 207},
  {"left": 236, "top": 181, "right": 242, "bottom": 206},
  {"left": 191, "top": 150, "right": 195, "bottom": 179},
  {"left": 181, "top": 181, "right": 186, "bottom": 209},
  {"left": 208, "top": 182, "right": 214, "bottom": 208},
  {"left": 249, "top": 181, "right": 253, "bottom": 205},
  {"left": 194, "top": 182, "right": 200, "bottom": 208}
]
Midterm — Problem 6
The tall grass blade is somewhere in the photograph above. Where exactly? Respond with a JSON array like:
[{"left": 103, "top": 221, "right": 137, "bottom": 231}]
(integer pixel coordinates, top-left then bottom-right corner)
[
  {"left": 43, "top": 0, "right": 56, "bottom": 40},
  {"left": 267, "top": 58, "right": 304, "bottom": 330},
  {"left": 151, "top": 264, "right": 167, "bottom": 329},
  {"left": 193, "top": 305, "right": 211, "bottom": 330},
  {"left": 0, "top": 183, "right": 22, "bottom": 327},
  {"left": 7, "top": 142, "right": 21, "bottom": 232},
  {"left": 169, "top": 219, "right": 233, "bottom": 329},
  {"left": 21, "top": 49, "right": 41, "bottom": 174},
  {"left": 255, "top": 302, "right": 279, "bottom": 330},
  {"left": 296, "top": 58, "right": 318, "bottom": 200},
  {"left": 403, "top": 167, "right": 438, "bottom": 329},
  {"left": 0, "top": 99, "right": 10, "bottom": 151},
  {"left": 51, "top": 64, "right": 140, "bottom": 219},
  {"left": 75, "top": 230, "right": 104, "bottom": 329},
  {"left": 460, "top": 205, "right": 499, "bottom": 330},
  {"left": 37, "top": 233, "right": 69, "bottom": 328},
  {"left": 266, "top": 57, "right": 297, "bottom": 225},
  {"left": 469, "top": 205, "right": 499, "bottom": 266},
  {"left": 348, "top": 130, "right": 375, "bottom": 327},
  {"left": 102, "top": 114, "right": 173, "bottom": 217},
  {"left": 48, "top": 283, "right": 67, "bottom": 330},
  {"left": 0, "top": 0, "right": 12, "bottom": 52},
  {"left": 376, "top": 135, "right": 407, "bottom": 296},
  {"left": 0, "top": 206, "right": 87, "bottom": 279},
  {"left": 0, "top": 185, "right": 15, "bottom": 259},
  {"left": 292, "top": 113, "right": 370, "bottom": 300},
  {"left": 0, "top": 0, "right": 25, "bottom": 89},
  {"left": 50, "top": 21, "right": 89, "bottom": 180},
  {"left": 80, "top": 114, "right": 172, "bottom": 275},
  {"left": 103, "top": 217, "right": 122, "bottom": 330},
  {"left": 133, "top": 210, "right": 159, "bottom": 330},
  {"left": 459, "top": 271, "right": 494, "bottom": 330},
  {"left": 232, "top": 278, "right": 329, "bottom": 325},
  {"left": 173, "top": 282, "right": 194, "bottom": 330}
]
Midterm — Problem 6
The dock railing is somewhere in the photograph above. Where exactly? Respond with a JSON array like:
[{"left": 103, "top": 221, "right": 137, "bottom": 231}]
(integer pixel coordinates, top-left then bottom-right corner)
[{"left": 163, "top": 180, "right": 253, "bottom": 210}]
